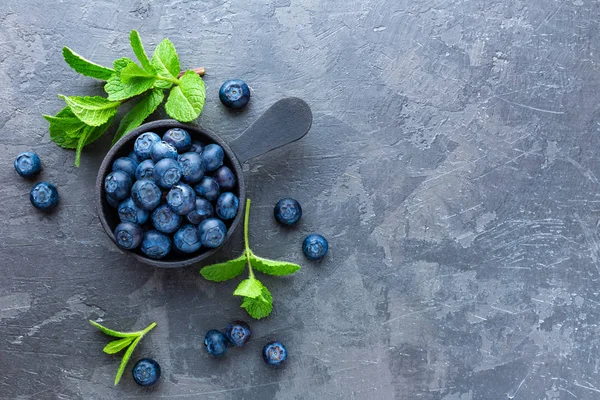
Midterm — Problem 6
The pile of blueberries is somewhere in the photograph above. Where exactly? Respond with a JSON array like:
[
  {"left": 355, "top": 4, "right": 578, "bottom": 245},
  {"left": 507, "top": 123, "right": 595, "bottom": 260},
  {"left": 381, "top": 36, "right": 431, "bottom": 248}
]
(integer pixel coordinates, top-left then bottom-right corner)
[
  {"left": 105, "top": 128, "right": 239, "bottom": 259},
  {"left": 13, "top": 151, "right": 60, "bottom": 211}
]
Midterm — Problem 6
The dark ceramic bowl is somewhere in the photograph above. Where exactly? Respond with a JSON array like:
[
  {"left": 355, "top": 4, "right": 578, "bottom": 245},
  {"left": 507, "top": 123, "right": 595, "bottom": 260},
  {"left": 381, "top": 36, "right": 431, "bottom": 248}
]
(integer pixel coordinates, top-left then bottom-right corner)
[{"left": 96, "top": 98, "right": 312, "bottom": 268}]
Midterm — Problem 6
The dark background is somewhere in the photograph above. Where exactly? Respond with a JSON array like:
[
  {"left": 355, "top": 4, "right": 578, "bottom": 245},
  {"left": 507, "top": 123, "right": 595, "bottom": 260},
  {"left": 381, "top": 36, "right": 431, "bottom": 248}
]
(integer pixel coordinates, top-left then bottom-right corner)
[{"left": 2, "top": 0, "right": 600, "bottom": 399}]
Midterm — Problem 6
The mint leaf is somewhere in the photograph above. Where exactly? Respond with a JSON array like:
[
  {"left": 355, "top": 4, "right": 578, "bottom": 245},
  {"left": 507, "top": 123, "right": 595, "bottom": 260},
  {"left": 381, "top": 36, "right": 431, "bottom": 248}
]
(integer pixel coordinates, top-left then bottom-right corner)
[
  {"left": 103, "top": 337, "right": 135, "bottom": 354},
  {"left": 200, "top": 254, "right": 247, "bottom": 282},
  {"left": 74, "top": 116, "right": 114, "bottom": 167},
  {"left": 89, "top": 320, "right": 140, "bottom": 338},
  {"left": 250, "top": 254, "right": 301, "bottom": 276},
  {"left": 105, "top": 58, "right": 155, "bottom": 101},
  {"left": 151, "top": 38, "right": 180, "bottom": 89},
  {"left": 114, "top": 335, "right": 141, "bottom": 385},
  {"left": 62, "top": 47, "right": 114, "bottom": 80},
  {"left": 120, "top": 61, "right": 156, "bottom": 83},
  {"left": 241, "top": 286, "right": 273, "bottom": 319},
  {"left": 164, "top": 70, "right": 205, "bottom": 122},
  {"left": 233, "top": 278, "right": 264, "bottom": 298},
  {"left": 129, "top": 30, "right": 154, "bottom": 73},
  {"left": 113, "top": 89, "right": 164, "bottom": 144},
  {"left": 59, "top": 95, "right": 119, "bottom": 126}
]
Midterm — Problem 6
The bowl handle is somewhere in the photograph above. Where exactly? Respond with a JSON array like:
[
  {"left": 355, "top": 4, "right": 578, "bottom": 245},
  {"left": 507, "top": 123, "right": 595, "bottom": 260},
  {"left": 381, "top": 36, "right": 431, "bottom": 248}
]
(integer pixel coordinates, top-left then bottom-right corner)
[{"left": 229, "top": 97, "right": 312, "bottom": 164}]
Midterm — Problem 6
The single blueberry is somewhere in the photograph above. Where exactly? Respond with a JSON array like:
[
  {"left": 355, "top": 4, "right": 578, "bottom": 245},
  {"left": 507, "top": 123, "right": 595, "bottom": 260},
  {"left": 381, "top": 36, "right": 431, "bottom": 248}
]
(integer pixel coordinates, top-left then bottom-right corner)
[
  {"left": 167, "top": 184, "right": 196, "bottom": 215},
  {"left": 262, "top": 341, "right": 287, "bottom": 366},
  {"left": 186, "top": 198, "right": 214, "bottom": 224},
  {"left": 128, "top": 150, "right": 141, "bottom": 164},
  {"left": 219, "top": 79, "right": 251, "bottom": 109},
  {"left": 14, "top": 151, "right": 41, "bottom": 177},
  {"left": 152, "top": 204, "right": 182, "bottom": 234},
  {"left": 112, "top": 157, "right": 138, "bottom": 179},
  {"left": 113, "top": 222, "right": 143, "bottom": 250},
  {"left": 141, "top": 230, "right": 172, "bottom": 259},
  {"left": 30, "top": 182, "right": 58, "bottom": 211},
  {"left": 106, "top": 193, "right": 120, "bottom": 208},
  {"left": 198, "top": 218, "right": 227, "bottom": 248},
  {"left": 153, "top": 158, "right": 182, "bottom": 189},
  {"left": 118, "top": 198, "right": 149, "bottom": 225},
  {"left": 131, "top": 179, "right": 162, "bottom": 211},
  {"left": 150, "top": 141, "right": 178, "bottom": 162},
  {"left": 134, "top": 132, "right": 161, "bottom": 160},
  {"left": 178, "top": 152, "right": 205, "bottom": 183},
  {"left": 204, "top": 330, "right": 229, "bottom": 357},
  {"left": 225, "top": 321, "right": 251, "bottom": 347},
  {"left": 135, "top": 159, "right": 155, "bottom": 181},
  {"left": 213, "top": 166, "right": 236, "bottom": 191},
  {"left": 163, "top": 128, "right": 192, "bottom": 152},
  {"left": 173, "top": 224, "right": 202, "bottom": 253},
  {"left": 190, "top": 140, "right": 204, "bottom": 154},
  {"left": 302, "top": 234, "right": 328, "bottom": 261},
  {"left": 201, "top": 144, "right": 224, "bottom": 171},
  {"left": 194, "top": 177, "right": 220, "bottom": 202},
  {"left": 132, "top": 358, "right": 161, "bottom": 387},
  {"left": 104, "top": 171, "right": 132, "bottom": 200},
  {"left": 274, "top": 198, "right": 302, "bottom": 226},
  {"left": 215, "top": 192, "right": 239, "bottom": 220}
]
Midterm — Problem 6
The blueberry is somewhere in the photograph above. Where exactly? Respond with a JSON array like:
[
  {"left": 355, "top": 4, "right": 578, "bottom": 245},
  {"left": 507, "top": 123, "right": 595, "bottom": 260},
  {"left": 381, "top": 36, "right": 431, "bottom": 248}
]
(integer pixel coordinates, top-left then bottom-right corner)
[
  {"left": 14, "top": 151, "right": 41, "bottom": 177},
  {"left": 213, "top": 166, "right": 236, "bottom": 191},
  {"left": 225, "top": 321, "right": 251, "bottom": 347},
  {"left": 134, "top": 132, "right": 161, "bottom": 160},
  {"left": 167, "top": 184, "right": 196, "bottom": 215},
  {"left": 163, "top": 128, "right": 191, "bottom": 152},
  {"left": 104, "top": 171, "right": 132, "bottom": 200},
  {"left": 194, "top": 177, "right": 220, "bottom": 202},
  {"left": 113, "top": 222, "right": 143, "bottom": 250},
  {"left": 131, "top": 179, "right": 162, "bottom": 210},
  {"left": 112, "top": 157, "right": 138, "bottom": 179},
  {"left": 190, "top": 140, "right": 204, "bottom": 154},
  {"left": 153, "top": 158, "right": 182, "bottom": 189},
  {"left": 216, "top": 192, "right": 239, "bottom": 220},
  {"left": 106, "top": 193, "right": 120, "bottom": 208},
  {"left": 152, "top": 204, "right": 182, "bottom": 234},
  {"left": 204, "top": 330, "right": 229, "bottom": 357},
  {"left": 262, "top": 341, "right": 287, "bottom": 366},
  {"left": 132, "top": 358, "right": 161, "bottom": 387},
  {"left": 186, "top": 198, "right": 214, "bottom": 224},
  {"left": 219, "top": 79, "right": 251, "bottom": 109},
  {"left": 30, "top": 182, "right": 58, "bottom": 211},
  {"left": 141, "top": 230, "right": 172, "bottom": 259},
  {"left": 118, "top": 198, "right": 149, "bottom": 225},
  {"left": 128, "top": 150, "right": 141, "bottom": 164},
  {"left": 198, "top": 218, "right": 227, "bottom": 248},
  {"left": 302, "top": 234, "right": 328, "bottom": 261},
  {"left": 173, "top": 224, "right": 202, "bottom": 253},
  {"left": 135, "top": 159, "right": 155, "bottom": 181},
  {"left": 178, "top": 152, "right": 205, "bottom": 183},
  {"left": 150, "top": 141, "right": 178, "bottom": 162},
  {"left": 201, "top": 144, "right": 224, "bottom": 172},
  {"left": 274, "top": 198, "right": 302, "bottom": 226}
]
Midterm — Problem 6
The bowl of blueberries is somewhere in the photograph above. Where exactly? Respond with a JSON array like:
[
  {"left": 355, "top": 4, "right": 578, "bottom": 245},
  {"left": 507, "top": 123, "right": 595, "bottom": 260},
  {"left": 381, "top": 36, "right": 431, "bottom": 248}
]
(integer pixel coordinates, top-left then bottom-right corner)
[{"left": 96, "top": 97, "right": 312, "bottom": 268}]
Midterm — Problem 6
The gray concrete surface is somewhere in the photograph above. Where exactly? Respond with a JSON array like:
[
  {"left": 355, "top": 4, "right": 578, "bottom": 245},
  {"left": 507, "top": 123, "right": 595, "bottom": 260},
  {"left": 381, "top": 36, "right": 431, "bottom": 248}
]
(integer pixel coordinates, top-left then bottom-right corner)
[{"left": 2, "top": 0, "right": 600, "bottom": 399}]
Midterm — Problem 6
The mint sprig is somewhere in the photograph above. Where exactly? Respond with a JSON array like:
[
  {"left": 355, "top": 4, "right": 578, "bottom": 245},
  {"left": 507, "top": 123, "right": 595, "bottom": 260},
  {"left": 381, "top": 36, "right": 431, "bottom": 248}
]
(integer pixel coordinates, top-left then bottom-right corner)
[
  {"left": 200, "top": 199, "right": 301, "bottom": 319},
  {"left": 90, "top": 320, "right": 157, "bottom": 385},
  {"left": 44, "top": 30, "right": 206, "bottom": 167}
]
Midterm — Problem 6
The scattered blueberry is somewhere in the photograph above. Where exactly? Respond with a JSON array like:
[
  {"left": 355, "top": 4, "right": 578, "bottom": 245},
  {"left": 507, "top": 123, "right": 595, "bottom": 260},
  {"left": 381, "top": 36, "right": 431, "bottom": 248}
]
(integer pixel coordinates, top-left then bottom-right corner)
[
  {"left": 104, "top": 171, "right": 132, "bottom": 200},
  {"left": 128, "top": 150, "right": 141, "bottom": 164},
  {"left": 153, "top": 158, "right": 182, "bottom": 189},
  {"left": 262, "top": 341, "right": 287, "bottom": 366},
  {"left": 131, "top": 179, "right": 162, "bottom": 211},
  {"left": 187, "top": 198, "right": 214, "bottom": 224},
  {"left": 302, "top": 234, "right": 328, "bottom": 261},
  {"left": 190, "top": 140, "right": 204, "bottom": 154},
  {"left": 216, "top": 192, "right": 239, "bottom": 220},
  {"left": 118, "top": 198, "right": 149, "bottom": 225},
  {"left": 274, "top": 198, "right": 302, "bottom": 226},
  {"left": 198, "top": 218, "right": 227, "bottom": 248},
  {"left": 112, "top": 157, "right": 138, "bottom": 179},
  {"left": 204, "top": 330, "right": 229, "bottom": 357},
  {"left": 150, "top": 141, "right": 178, "bottom": 162},
  {"left": 152, "top": 204, "right": 182, "bottom": 234},
  {"left": 225, "top": 321, "right": 251, "bottom": 347},
  {"left": 213, "top": 166, "right": 236, "bottom": 191},
  {"left": 113, "top": 222, "right": 143, "bottom": 250},
  {"left": 167, "top": 184, "right": 196, "bottom": 215},
  {"left": 135, "top": 159, "right": 155, "bottom": 181},
  {"left": 178, "top": 152, "right": 205, "bottom": 183},
  {"left": 194, "top": 177, "right": 220, "bottom": 202},
  {"left": 132, "top": 358, "right": 161, "bottom": 387},
  {"left": 106, "top": 193, "right": 121, "bottom": 208},
  {"left": 219, "top": 79, "right": 251, "bottom": 109},
  {"left": 134, "top": 132, "right": 161, "bottom": 160},
  {"left": 141, "top": 230, "right": 172, "bottom": 259},
  {"left": 202, "top": 144, "right": 224, "bottom": 172},
  {"left": 174, "top": 224, "right": 202, "bottom": 253},
  {"left": 30, "top": 182, "right": 58, "bottom": 211},
  {"left": 163, "top": 128, "right": 192, "bottom": 152},
  {"left": 14, "top": 151, "right": 41, "bottom": 177}
]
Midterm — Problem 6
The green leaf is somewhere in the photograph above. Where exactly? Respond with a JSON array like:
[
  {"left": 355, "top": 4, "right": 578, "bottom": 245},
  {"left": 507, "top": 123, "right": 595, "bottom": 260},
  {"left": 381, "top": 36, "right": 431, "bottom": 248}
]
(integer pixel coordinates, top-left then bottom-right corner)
[
  {"left": 129, "top": 30, "right": 154, "bottom": 73},
  {"left": 120, "top": 61, "right": 156, "bottom": 83},
  {"left": 62, "top": 47, "right": 114, "bottom": 80},
  {"left": 164, "top": 70, "right": 205, "bottom": 122},
  {"left": 58, "top": 95, "right": 120, "bottom": 126},
  {"left": 113, "top": 89, "right": 164, "bottom": 144},
  {"left": 250, "top": 254, "right": 301, "bottom": 276},
  {"left": 200, "top": 254, "right": 247, "bottom": 282},
  {"left": 241, "top": 286, "right": 273, "bottom": 319},
  {"left": 114, "top": 335, "right": 142, "bottom": 385},
  {"left": 151, "top": 38, "right": 180, "bottom": 89},
  {"left": 233, "top": 278, "right": 263, "bottom": 298},
  {"left": 105, "top": 58, "right": 156, "bottom": 101},
  {"left": 89, "top": 320, "right": 140, "bottom": 338},
  {"left": 103, "top": 337, "right": 135, "bottom": 354}
]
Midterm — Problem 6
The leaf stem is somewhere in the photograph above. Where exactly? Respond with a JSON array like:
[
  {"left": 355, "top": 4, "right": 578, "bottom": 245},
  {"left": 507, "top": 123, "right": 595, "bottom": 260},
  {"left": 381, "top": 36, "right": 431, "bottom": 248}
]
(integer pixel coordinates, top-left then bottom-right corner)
[
  {"left": 156, "top": 74, "right": 180, "bottom": 85},
  {"left": 178, "top": 67, "right": 206, "bottom": 78},
  {"left": 244, "top": 199, "right": 255, "bottom": 280}
]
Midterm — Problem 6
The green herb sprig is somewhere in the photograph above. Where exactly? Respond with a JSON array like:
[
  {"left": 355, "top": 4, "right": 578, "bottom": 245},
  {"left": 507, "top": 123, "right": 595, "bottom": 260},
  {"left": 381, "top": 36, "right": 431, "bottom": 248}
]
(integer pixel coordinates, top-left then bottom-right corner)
[
  {"left": 44, "top": 30, "right": 206, "bottom": 167},
  {"left": 200, "top": 199, "right": 301, "bottom": 319},
  {"left": 89, "top": 320, "right": 157, "bottom": 385}
]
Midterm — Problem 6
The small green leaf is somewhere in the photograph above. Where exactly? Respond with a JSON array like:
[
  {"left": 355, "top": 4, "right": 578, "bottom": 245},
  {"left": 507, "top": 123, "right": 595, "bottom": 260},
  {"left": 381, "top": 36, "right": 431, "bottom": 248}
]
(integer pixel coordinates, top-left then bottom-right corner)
[
  {"left": 200, "top": 254, "right": 247, "bottom": 282},
  {"left": 120, "top": 62, "right": 156, "bottom": 83},
  {"left": 89, "top": 320, "right": 140, "bottom": 338},
  {"left": 62, "top": 47, "right": 114, "bottom": 80},
  {"left": 113, "top": 89, "right": 164, "bottom": 144},
  {"left": 58, "top": 95, "right": 120, "bottom": 127},
  {"left": 233, "top": 278, "right": 263, "bottom": 298},
  {"left": 151, "top": 38, "right": 180, "bottom": 89},
  {"left": 105, "top": 58, "right": 155, "bottom": 101},
  {"left": 114, "top": 335, "right": 142, "bottom": 385},
  {"left": 241, "top": 286, "right": 273, "bottom": 319},
  {"left": 103, "top": 337, "right": 135, "bottom": 354},
  {"left": 164, "top": 70, "right": 205, "bottom": 122},
  {"left": 129, "top": 30, "right": 154, "bottom": 73},
  {"left": 250, "top": 254, "right": 301, "bottom": 276}
]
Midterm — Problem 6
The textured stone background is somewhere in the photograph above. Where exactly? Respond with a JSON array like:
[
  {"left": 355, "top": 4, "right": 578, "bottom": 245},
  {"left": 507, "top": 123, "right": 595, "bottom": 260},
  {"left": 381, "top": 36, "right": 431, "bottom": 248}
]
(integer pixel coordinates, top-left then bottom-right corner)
[{"left": 2, "top": 0, "right": 600, "bottom": 399}]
